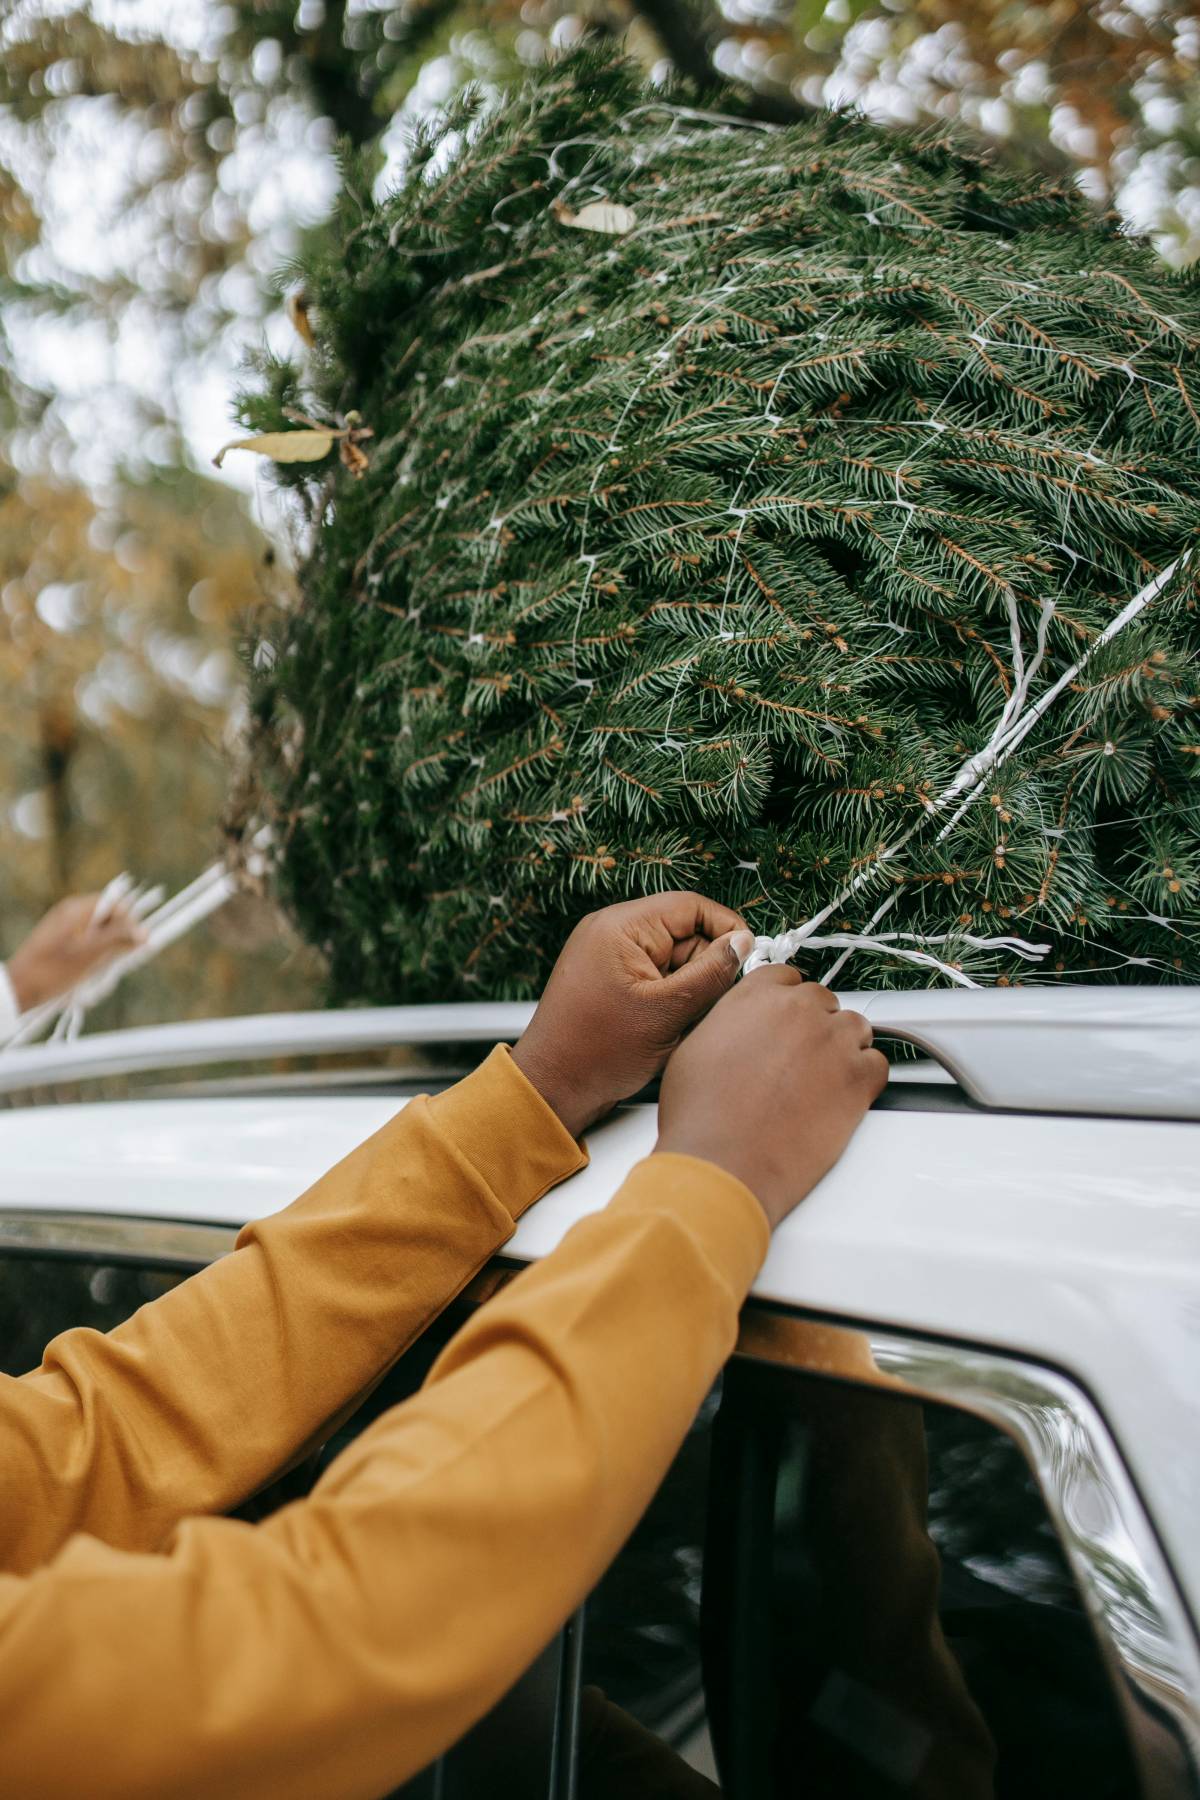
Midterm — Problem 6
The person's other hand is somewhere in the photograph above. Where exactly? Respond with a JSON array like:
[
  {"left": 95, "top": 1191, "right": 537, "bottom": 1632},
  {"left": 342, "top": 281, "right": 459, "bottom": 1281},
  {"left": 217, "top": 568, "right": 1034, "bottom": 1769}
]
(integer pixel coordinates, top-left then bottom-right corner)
[
  {"left": 511, "top": 892, "right": 754, "bottom": 1138},
  {"left": 6, "top": 894, "right": 149, "bottom": 1012},
  {"left": 655, "top": 967, "right": 887, "bottom": 1229}
]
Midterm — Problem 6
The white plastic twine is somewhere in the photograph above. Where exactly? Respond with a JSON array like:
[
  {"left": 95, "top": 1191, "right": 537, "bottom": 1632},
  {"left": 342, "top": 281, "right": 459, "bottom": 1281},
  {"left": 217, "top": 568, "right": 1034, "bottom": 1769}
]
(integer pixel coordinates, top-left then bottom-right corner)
[
  {"left": 743, "top": 552, "right": 1191, "bottom": 983},
  {"left": 2, "top": 830, "right": 270, "bottom": 1050}
]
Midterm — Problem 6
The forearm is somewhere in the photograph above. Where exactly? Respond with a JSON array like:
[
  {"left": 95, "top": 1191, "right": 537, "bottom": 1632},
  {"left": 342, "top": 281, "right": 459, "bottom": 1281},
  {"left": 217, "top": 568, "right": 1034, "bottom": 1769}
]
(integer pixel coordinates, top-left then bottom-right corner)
[
  {"left": 0, "top": 1155, "right": 766, "bottom": 1800},
  {"left": 0, "top": 1047, "right": 585, "bottom": 1572}
]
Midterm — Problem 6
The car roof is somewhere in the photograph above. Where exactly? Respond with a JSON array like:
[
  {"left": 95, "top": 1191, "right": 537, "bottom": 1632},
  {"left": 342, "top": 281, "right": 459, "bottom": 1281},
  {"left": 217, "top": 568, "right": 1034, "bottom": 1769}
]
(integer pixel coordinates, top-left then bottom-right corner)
[{"left": 2, "top": 995, "right": 1199, "bottom": 1619}]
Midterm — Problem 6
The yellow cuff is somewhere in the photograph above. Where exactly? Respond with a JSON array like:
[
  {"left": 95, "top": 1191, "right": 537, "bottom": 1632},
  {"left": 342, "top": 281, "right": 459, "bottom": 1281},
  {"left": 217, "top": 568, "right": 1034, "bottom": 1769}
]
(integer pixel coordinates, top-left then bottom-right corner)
[{"left": 426, "top": 1045, "right": 588, "bottom": 1220}]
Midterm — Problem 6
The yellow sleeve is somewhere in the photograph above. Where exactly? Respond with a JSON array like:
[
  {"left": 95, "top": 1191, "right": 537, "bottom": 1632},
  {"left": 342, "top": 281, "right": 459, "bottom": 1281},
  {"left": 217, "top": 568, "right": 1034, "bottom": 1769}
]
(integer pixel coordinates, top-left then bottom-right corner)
[
  {"left": 0, "top": 1155, "right": 767, "bottom": 1800},
  {"left": 0, "top": 1046, "right": 585, "bottom": 1576}
]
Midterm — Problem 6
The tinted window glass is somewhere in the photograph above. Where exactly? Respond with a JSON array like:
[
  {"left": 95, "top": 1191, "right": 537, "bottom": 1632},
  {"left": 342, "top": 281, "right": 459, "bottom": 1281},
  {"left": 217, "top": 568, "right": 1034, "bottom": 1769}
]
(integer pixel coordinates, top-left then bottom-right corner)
[
  {"left": 577, "top": 1355, "right": 1179, "bottom": 1800},
  {"left": 583, "top": 1384, "right": 718, "bottom": 1736},
  {"left": 0, "top": 1255, "right": 186, "bottom": 1377}
]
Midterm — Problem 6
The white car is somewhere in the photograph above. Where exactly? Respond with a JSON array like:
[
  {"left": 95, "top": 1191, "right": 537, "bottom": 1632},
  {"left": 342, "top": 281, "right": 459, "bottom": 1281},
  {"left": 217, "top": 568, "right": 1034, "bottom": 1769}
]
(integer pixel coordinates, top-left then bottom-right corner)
[{"left": 1, "top": 990, "right": 1198, "bottom": 1799}]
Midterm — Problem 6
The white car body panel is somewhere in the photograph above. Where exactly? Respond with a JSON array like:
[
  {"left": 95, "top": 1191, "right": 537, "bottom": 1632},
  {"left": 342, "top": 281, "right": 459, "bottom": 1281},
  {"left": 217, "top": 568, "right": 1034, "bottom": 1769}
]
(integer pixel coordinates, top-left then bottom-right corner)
[{"left": 1, "top": 1090, "right": 1197, "bottom": 1627}]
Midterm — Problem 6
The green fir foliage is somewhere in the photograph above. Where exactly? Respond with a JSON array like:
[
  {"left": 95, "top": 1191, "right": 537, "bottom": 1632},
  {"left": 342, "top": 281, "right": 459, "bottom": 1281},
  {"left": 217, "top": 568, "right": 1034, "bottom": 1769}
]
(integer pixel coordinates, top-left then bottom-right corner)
[{"left": 246, "top": 51, "right": 1200, "bottom": 1002}]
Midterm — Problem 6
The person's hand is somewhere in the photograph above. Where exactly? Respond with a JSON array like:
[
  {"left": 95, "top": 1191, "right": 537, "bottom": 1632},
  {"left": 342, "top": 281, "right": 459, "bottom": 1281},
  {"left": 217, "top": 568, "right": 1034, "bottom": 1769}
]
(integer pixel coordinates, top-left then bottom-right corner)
[
  {"left": 655, "top": 966, "right": 887, "bottom": 1229},
  {"left": 511, "top": 892, "right": 755, "bottom": 1138},
  {"left": 6, "top": 894, "right": 148, "bottom": 1013}
]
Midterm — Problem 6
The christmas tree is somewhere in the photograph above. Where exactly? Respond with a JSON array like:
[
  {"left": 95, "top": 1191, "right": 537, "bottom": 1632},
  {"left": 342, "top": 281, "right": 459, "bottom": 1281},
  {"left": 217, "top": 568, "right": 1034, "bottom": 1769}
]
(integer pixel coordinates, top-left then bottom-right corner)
[{"left": 239, "top": 50, "right": 1200, "bottom": 1004}]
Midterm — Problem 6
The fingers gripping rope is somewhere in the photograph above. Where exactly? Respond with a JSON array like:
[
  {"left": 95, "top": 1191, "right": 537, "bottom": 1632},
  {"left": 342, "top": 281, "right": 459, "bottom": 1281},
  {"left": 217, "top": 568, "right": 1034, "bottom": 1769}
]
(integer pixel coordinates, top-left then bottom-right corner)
[{"left": 743, "top": 554, "right": 1191, "bottom": 986}]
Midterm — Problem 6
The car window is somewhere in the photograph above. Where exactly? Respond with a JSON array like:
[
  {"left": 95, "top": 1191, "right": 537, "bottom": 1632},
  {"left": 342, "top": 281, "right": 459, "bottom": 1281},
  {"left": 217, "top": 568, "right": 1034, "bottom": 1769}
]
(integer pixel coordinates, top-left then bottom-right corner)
[
  {"left": 0, "top": 1254, "right": 187, "bottom": 1378},
  {"left": 575, "top": 1352, "right": 1194, "bottom": 1800}
]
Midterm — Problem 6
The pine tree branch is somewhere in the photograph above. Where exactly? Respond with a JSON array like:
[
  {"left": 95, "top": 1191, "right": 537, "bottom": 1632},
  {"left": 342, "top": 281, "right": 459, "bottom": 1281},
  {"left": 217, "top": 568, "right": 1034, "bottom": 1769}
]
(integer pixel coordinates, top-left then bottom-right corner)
[{"left": 244, "top": 47, "right": 1200, "bottom": 1001}]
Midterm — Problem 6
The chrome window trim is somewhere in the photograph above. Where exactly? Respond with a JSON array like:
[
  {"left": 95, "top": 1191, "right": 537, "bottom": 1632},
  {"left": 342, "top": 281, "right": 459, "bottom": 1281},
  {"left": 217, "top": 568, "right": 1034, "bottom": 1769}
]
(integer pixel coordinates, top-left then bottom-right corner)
[
  {"left": 0, "top": 1211, "right": 237, "bottom": 1267},
  {"left": 736, "top": 1308, "right": 1200, "bottom": 1795}
]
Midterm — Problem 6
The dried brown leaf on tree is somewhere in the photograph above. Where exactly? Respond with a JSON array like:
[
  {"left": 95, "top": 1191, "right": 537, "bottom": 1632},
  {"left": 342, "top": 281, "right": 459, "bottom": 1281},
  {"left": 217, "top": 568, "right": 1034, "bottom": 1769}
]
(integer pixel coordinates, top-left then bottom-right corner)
[
  {"left": 287, "top": 291, "right": 316, "bottom": 347},
  {"left": 339, "top": 436, "right": 370, "bottom": 478}
]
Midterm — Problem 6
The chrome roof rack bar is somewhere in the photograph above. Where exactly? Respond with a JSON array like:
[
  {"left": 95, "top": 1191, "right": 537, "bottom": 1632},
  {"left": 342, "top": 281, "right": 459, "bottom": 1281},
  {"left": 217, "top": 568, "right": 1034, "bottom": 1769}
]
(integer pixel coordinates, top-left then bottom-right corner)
[
  {"left": 0, "top": 1005, "right": 535, "bottom": 1097},
  {"left": 1, "top": 988, "right": 1197, "bottom": 1120},
  {"left": 856, "top": 986, "right": 1200, "bottom": 1122}
]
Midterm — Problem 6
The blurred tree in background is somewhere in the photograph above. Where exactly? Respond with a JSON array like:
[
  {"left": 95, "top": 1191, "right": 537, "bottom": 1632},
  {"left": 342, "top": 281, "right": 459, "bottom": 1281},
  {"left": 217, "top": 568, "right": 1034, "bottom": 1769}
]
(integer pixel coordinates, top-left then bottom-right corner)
[
  {"left": 0, "top": 466, "right": 318, "bottom": 1024},
  {"left": 0, "top": 0, "right": 329, "bottom": 1023},
  {"left": 1, "top": 0, "right": 1196, "bottom": 1025}
]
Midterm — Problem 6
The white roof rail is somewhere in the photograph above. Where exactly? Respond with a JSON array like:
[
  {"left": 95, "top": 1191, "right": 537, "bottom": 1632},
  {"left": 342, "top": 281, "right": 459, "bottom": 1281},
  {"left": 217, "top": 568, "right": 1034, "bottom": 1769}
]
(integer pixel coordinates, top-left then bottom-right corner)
[
  {"left": 856, "top": 986, "right": 1200, "bottom": 1121},
  {"left": 0, "top": 989, "right": 1197, "bottom": 1121},
  {"left": 0, "top": 1006, "right": 534, "bottom": 1095}
]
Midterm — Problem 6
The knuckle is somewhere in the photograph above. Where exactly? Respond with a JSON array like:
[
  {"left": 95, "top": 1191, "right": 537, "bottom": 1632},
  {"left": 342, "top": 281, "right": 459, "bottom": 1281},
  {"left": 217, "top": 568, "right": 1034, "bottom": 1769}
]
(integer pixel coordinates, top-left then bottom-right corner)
[{"left": 757, "top": 963, "right": 803, "bottom": 987}]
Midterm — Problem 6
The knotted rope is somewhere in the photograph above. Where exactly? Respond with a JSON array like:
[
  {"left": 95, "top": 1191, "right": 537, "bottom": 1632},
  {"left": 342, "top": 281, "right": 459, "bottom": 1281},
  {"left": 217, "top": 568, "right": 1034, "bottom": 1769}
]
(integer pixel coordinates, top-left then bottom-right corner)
[{"left": 743, "top": 553, "right": 1190, "bottom": 983}]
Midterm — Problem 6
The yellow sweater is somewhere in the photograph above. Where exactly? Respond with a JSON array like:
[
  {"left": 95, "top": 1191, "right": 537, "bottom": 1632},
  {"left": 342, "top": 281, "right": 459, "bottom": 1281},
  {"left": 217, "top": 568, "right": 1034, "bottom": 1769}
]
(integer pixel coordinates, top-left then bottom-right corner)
[{"left": 0, "top": 1045, "right": 767, "bottom": 1799}]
